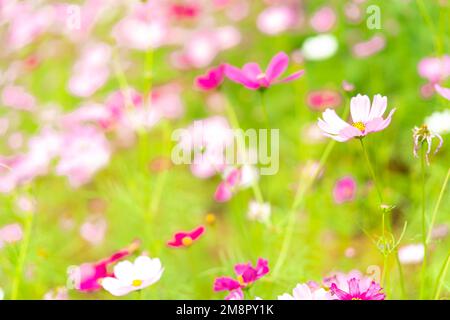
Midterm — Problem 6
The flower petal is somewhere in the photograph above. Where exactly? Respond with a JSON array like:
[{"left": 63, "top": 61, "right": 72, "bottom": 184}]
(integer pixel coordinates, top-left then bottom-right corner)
[
  {"left": 278, "top": 70, "right": 305, "bottom": 83},
  {"left": 224, "top": 64, "right": 260, "bottom": 89},
  {"left": 265, "top": 52, "right": 289, "bottom": 82},
  {"left": 434, "top": 84, "right": 450, "bottom": 100},
  {"left": 350, "top": 94, "right": 370, "bottom": 123},
  {"left": 242, "top": 63, "right": 263, "bottom": 82},
  {"left": 368, "top": 94, "right": 387, "bottom": 119},
  {"left": 101, "top": 277, "right": 132, "bottom": 296},
  {"left": 113, "top": 260, "right": 134, "bottom": 283}
]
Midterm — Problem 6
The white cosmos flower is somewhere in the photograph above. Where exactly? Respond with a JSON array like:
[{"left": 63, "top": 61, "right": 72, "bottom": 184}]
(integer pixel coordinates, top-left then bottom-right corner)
[
  {"left": 301, "top": 34, "right": 338, "bottom": 61},
  {"left": 0, "top": 287, "right": 4, "bottom": 300},
  {"left": 100, "top": 256, "right": 163, "bottom": 296},
  {"left": 278, "top": 283, "right": 330, "bottom": 300},
  {"left": 247, "top": 200, "right": 271, "bottom": 223},
  {"left": 425, "top": 110, "right": 450, "bottom": 135},
  {"left": 398, "top": 244, "right": 425, "bottom": 265}
]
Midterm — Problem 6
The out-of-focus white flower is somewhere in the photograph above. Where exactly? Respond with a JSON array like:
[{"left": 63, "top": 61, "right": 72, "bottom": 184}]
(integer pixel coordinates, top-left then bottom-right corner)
[
  {"left": 278, "top": 283, "right": 330, "bottom": 300},
  {"left": 247, "top": 200, "right": 271, "bottom": 223},
  {"left": 257, "top": 6, "right": 297, "bottom": 35},
  {"left": 100, "top": 256, "right": 163, "bottom": 296},
  {"left": 43, "top": 287, "right": 69, "bottom": 300},
  {"left": 398, "top": 244, "right": 425, "bottom": 265},
  {"left": 301, "top": 34, "right": 338, "bottom": 61},
  {"left": 425, "top": 110, "right": 450, "bottom": 135},
  {"left": 0, "top": 287, "right": 4, "bottom": 300}
]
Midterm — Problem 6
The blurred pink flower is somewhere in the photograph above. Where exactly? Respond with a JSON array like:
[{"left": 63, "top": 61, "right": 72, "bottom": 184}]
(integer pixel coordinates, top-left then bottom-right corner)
[
  {"left": 1, "top": 85, "right": 35, "bottom": 111},
  {"left": 80, "top": 216, "right": 107, "bottom": 246},
  {"left": 333, "top": 176, "right": 357, "bottom": 204},
  {"left": 352, "top": 35, "right": 386, "bottom": 58},
  {"left": 68, "top": 42, "right": 111, "bottom": 97},
  {"left": 278, "top": 283, "right": 331, "bottom": 300},
  {"left": 112, "top": 2, "right": 167, "bottom": 50},
  {"left": 167, "top": 225, "right": 205, "bottom": 248},
  {"left": 434, "top": 84, "right": 450, "bottom": 100},
  {"left": 214, "top": 258, "right": 269, "bottom": 298},
  {"left": 418, "top": 55, "right": 450, "bottom": 84},
  {"left": 318, "top": 94, "right": 395, "bottom": 142},
  {"left": 151, "top": 84, "right": 185, "bottom": 119},
  {"left": 307, "top": 90, "right": 342, "bottom": 111},
  {"left": 43, "top": 287, "right": 69, "bottom": 300},
  {"left": 342, "top": 80, "right": 355, "bottom": 92},
  {"left": 56, "top": 126, "right": 110, "bottom": 187},
  {"left": 225, "top": 52, "right": 304, "bottom": 90},
  {"left": 310, "top": 7, "right": 336, "bottom": 33},
  {"left": 195, "top": 65, "right": 225, "bottom": 91},
  {"left": 215, "top": 166, "right": 258, "bottom": 202},
  {"left": 171, "top": 27, "right": 240, "bottom": 69},
  {"left": 70, "top": 240, "right": 140, "bottom": 292},
  {"left": 398, "top": 244, "right": 424, "bottom": 265},
  {"left": 179, "top": 116, "right": 233, "bottom": 178},
  {"left": 257, "top": 6, "right": 298, "bottom": 35},
  {"left": 0, "top": 223, "right": 23, "bottom": 248},
  {"left": 169, "top": 3, "right": 200, "bottom": 20},
  {"left": 225, "top": 288, "right": 244, "bottom": 300},
  {"left": 323, "top": 270, "right": 385, "bottom": 300}
]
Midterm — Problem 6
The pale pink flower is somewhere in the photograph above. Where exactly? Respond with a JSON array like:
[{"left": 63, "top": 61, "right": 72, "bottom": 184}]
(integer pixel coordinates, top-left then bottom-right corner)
[
  {"left": 434, "top": 84, "right": 450, "bottom": 100},
  {"left": 278, "top": 283, "right": 331, "bottom": 300},
  {"left": 317, "top": 94, "right": 395, "bottom": 142},
  {"left": 307, "top": 89, "right": 342, "bottom": 111},
  {"left": 151, "top": 84, "right": 185, "bottom": 119},
  {"left": 68, "top": 42, "right": 111, "bottom": 97},
  {"left": 43, "top": 287, "right": 69, "bottom": 300},
  {"left": 56, "top": 126, "right": 110, "bottom": 187},
  {"left": 257, "top": 6, "right": 298, "bottom": 35},
  {"left": 15, "top": 195, "right": 36, "bottom": 213},
  {"left": 333, "top": 176, "right": 357, "bottom": 204},
  {"left": 310, "top": 7, "right": 336, "bottom": 33},
  {"left": 352, "top": 35, "right": 386, "bottom": 58},
  {"left": 0, "top": 223, "right": 23, "bottom": 248},
  {"left": 418, "top": 55, "right": 450, "bottom": 84},
  {"left": 101, "top": 256, "right": 164, "bottom": 296},
  {"left": 1, "top": 85, "right": 35, "bottom": 111},
  {"left": 225, "top": 52, "right": 304, "bottom": 90},
  {"left": 225, "top": 288, "right": 244, "bottom": 300},
  {"left": 323, "top": 270, "right": 385, "bottom": 300},
  {"left": 215, "top": 165, "right": 259, "bottom": 202},
  {"left": 247, "top": 200, "right": 271, "bottom": 223},
  {"left": 80, "top": 216, "right": 107, "bottom": 246},
  {"left": 398, "top": 244, "right": 425, "bottom": 265},
  {"left": 8, "top": 132, "right": 23, "bottom": 150}
]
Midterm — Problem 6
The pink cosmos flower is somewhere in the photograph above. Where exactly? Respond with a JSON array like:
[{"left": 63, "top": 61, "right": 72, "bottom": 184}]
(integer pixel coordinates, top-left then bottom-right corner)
[
  {"left": 317, "top": 94, "right": 395, "bottom": 142},
  {"left": 307, "top": 90, "right": 342, "bottom": 111},
  {"left": 333, "top": 176, "right": 357, "bottom": 204},
  {"left": 310, "top": 7, "right": 336, "bottom": 33},
  {"left": 214, "top": 165, "right": 258, "bottom": 202},
  {"left": 352, "top": 35, "right": 386, "bottom": 58},
  {"left": 43, "top": 287, "right": 69, "bottom": 300},
  {"left": 323, "top": 270, "right": 385, "bottom": 300},
  {"left": 1, "top": 85, "right": 35, "bottom": 111},
  {"left": 418, "top": 55, "right": 450, "bottom": 84},
  {"left": 257, "top": 6, "right": 298, "bottom": 35},
  {"left": 225, "top": 288, "right": 244, "bottom": 300},
  {"left": 434, "top": 84, "right": 450, "bottom": 100},
  {"left": 70, "top": 240, "right": 140, "bottom": 292},
  {"left": 214, "top": 258, "right": 269, "bottom": 297},
  {"left": 278, "top": 283, "right": 331, "bottom": 300},
  {"left": 0, "top": 223, "right": 23, "bottom": 248},
  {"left": 167, "top": 225, "right": 205, "bottom": 248},
  {"left": 224, "top": 52, "right": 304, "bottom": 90},
  {"left": 330, "top": 278, "right": 385, "bottom": 300},
  {"left": 195, "top": 65, "right": 225, "bottom": 91}
]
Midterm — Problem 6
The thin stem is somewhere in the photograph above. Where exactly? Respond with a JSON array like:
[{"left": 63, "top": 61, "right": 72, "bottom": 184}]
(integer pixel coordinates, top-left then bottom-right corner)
[
  {"left": 426, "top": 168, "right": 450, "bottom": 244},
  {"left": 224, "top": 95, "right": 264, "bottom": 203},
  {"left": 433, "top": 252, "right": 450, "bottom": 300},
  {"left": 416, "top": 0, "right": 442, "bottom": 54},
  {"left": 11, "top": 213, "right": 34, "bottom": 300},
  {"left": 419, "top": 146, "right": 428, "bottom": 299},
  {"left": 359, "top": 138, "right": 383, "bottom": 204},
  {"left": 395, "top": 250, "right": 407, "bottom": 299},
  {"left": 259, "top": 90, "right": 269, "bottom": 127}
]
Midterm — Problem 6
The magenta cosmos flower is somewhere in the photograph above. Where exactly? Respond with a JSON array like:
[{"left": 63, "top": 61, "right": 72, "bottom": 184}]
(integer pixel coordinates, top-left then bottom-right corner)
[
  {"left": 224, "top": 52, "right": 304, "bottom": 90},
  {"left": 70, "top": 240, "right": 140, "bottom": 292},
  {"left": 330, "top": 278, "right": 385, "bottom": 300},
  {"left": 195, "top": 65, "right": 225, "bottom": 91},
  {"left": 333, "top": 176, "right": 357, "bottom": 204},
  {"left": 214, "top": 258, "right": 269, "bottom": 299},
  {"left": 167, "top": 225, "right": 205, "bottom": 248},
  {"left": 318, "top": 94, "right": 395, "bottom": 142}
]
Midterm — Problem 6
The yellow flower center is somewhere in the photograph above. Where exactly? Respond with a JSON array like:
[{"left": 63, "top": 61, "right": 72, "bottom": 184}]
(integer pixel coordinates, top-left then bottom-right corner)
[
  {"left": 132, "top": 279, "right": 143, "bottom": 287},
  {"left": 352, "top": 121, "right": 366, "bottom": 132},
  {"left": 205, "top": 213, "right": 216, "bottom": 225},
  {"left": 351, "top": 297, "right": 362, "bottom": 300},
  {"left": 182, "top": 236, "right": 193, "bottom": 246},
  {"left": 237, "top": 275, "right": 245, "bottom": 286}
]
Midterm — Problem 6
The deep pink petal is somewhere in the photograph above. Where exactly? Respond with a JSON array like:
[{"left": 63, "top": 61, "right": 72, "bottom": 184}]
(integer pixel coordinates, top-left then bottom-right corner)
[
  {"left": 330, "top": 283, "right": 351, "bottom": 300},
  {"left": 224, "top": 64, "right": 260, "bottom": 89},
  {"left": 214, "top": 277, "right": 241, "bottom": 291},
  {"left": 278, "top": 70, "right": 305, "bottom": 83},
  {"left": 189, "top": 225, "right": 205, "bottom": 240},
  {"left": 348, "top": 278, "right": 361, "bottom": 296},
  {"left": 214, "top": 182, "right": 233, "bottom": 202},
  {"left": 265, "top": 52, "right": 289, "bottom": 82},
  {"left": 242, "top": 63, "right": 263, "bottom": 82},
  {"left": 255, "top": 258, "right": 269, "bottom": 278}
]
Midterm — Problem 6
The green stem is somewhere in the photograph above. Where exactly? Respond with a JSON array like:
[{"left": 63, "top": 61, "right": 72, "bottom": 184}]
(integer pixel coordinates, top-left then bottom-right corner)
[
  {"left": 224, "top": 96, "right": 264, "bottom": 203},
  {"left": 416, "top": 0, "right": 442, "bottom": 55},
  {"left": 419, "top": 146, "right": 428, "bottom": 299},
  {"left": 359, "top": 138, "right": 383, "bottom": 204},
  {"left": 395, "top": 250, "right": 407, "bottom": 299},
  {"left": 433, "top": 252, "right": 450, "bottom": 300},
  {"left": 426, "top": 168, "right": 450, "bottom": 244},
  {"left": 259, "top": 90, "right": 269, "bottom": 127},
  {"left": 11, "top": 213, "right": 34, "bottom": 300}
]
